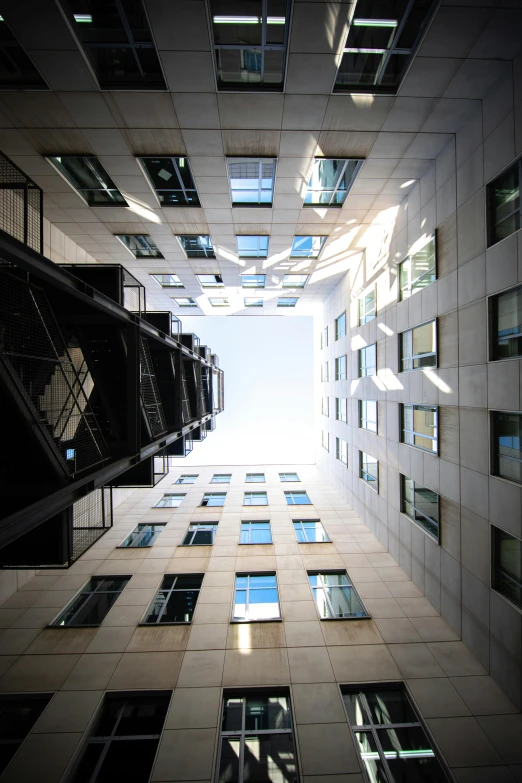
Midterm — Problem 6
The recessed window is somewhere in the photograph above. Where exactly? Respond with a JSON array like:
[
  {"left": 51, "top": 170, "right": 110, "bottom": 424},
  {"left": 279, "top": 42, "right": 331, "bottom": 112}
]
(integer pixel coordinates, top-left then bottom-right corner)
[
  {"left": 400, "top": 321, "right": 437, "bottom": 372},
  {"left": 175, "top": 474, "right": 199, "bottom": 484},
  {"left": 201, "top": 492, "right": 226, "bottom": 507},
  {"left": 335, "top": 355, "right": 347, "bottom": 380},
  {"left": 360, "top": 451, "right": 378, "bottom": 491},
  {"left": 182, "top": 523, "right": 218, "bottom": 545},
  {"left": 244, "top": 491, "right": 268, "bottom": 506},
  {"left": 399, "top": 234, "right": 436, "bottom": 301},
  {"left": 209, "top": 298, "right": 230, "bottom": 307},
  {"left": 151, "top": 274, "right": 183, "bottom": 288},
  {"left": 336, "top": 397, "right": 348, "bottom": 423},
  {"left": 322, "top": 431, "right": 329, "bottom": 452},
  {"left": 401, "top": 404, "right": 437, "bottom": 453},
  {"left": 321, "top": 362, "right": 329, "bottom": 382},
  {"left": 490, "top": 285, "right": 522, "bottom": 360},
  {"left": 228, "top": 158, "right": 276, "bottom": 205},
  {"left": 402, "top": 475, "right": 440, "bottom": 541},
  {"left": 277, "top": 297, "right": 298, "bottom": 307},
  {"left": 279, "top": 472, "right": 299, "bottom": 482},
  {"left": 115, "top": 234, "right": 163, "bottom": 259},
  {"left": 285, "top": 491, "right": 311, "bottom": 505},
  {"left": 233, "top": 574, "right": 280, "bottom": 621},
  {"left": 293, "top": 520, "right": 330, "bottom": 543},
  {"left": 359, "top": 287, "right": 376, "bottom": 325},
  {"left": 0, "top": 694, "right": 53, "bottom": 775},
  {"left": 212, "top": 473, "right": 231, "bottom": 483},
  {"left": 322, "top": 397, "right": 329, "bottom": 417},
  {"left": 359, "top": 400, "right": 377, "bottom": 433},
  {"left": 0, "top": 19, "right": 47, "bottom": 88},
  {"left": 359, "top": 344, "right": 377, "bottom": 377},
  {"left": 244, "top": 298, "right": 264, "bottom": 307},
  {"left": 119, "top": 523, "right": 165, "bottom": 548},
  {"left": 240, "top": 521, "right": 272, "bottom": 545},
  {"left": 241, "top": 273, "right": 266, "bottom": 287},
  {"left": 68, "top": 692, "right": 170, "bottom": 783},
  {"left": 335, "top": 311, "right": 346, "bottom": 340},
  {"left": 304, "top": 158, "right": 363, "bottom": 206},
  {"left": 52, "top": 576, "right": 130, "bottom": 627},
  {"left": 282, "top": 274, "right": 309, "bottom": 288},
  {"left": 246, "top": 473, "right": 265, "bottom": 483},
  {"left": 336, "top": 437, "right": 348, "bottom": 465},
  {"left": 197, "top": 274, "right": 224, "bottom": 288},
  {"left": 343, "top": 685, "right": 453, "bottom": 782},
  {"left": 291, "top": 235, "right": 327, "bottom": 259},
  {"left": 237, "top": 237, "right": 269, "bottom": 259},
  {"left": 309, "top": 572, "right": 369, "bottom": 619},
  {"left": 46, "top": 156, "right": 128, "bottom": 206},
  {"left": 143, "top": 574, "right": 203, "bottom": 623},
  {"left": 154, "top": 493, "right": 185, "bottom": 508},
  {"left": 491, "top": 411, "right": 522, "bottom": 484},
  {"left": 492, "top": 526, "right": 522, "bottom": 609},
  {"left": 138, "top": 156, "right": 199, "bottom": 207},
  {"left": 177, "top": 235, "right": 215, "bottom": 258},
  {"left": 321, "top": 326, "right": 328, "bottom": 349},
  {"left": 488, "top": 158, "right": 521, "bottom": 246},
  {"left": 173, "top": 297, "right": 197, "bottom": 307}
]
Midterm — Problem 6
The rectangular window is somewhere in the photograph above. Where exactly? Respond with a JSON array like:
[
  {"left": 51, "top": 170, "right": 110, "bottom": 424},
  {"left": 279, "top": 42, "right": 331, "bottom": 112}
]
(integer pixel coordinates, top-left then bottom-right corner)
[
  {"left": 246, "top": 473, "right": 265, "bottom": 483},
  {"left": 293, "top": 520, "right": 330, "bottom": 543},
  {"left": 0, "top": 695, "right": 53, "bottom": 776},
  {"left": 335, "top": 311, "right": 346, "bottom": 340},
  {"left": 282, "top": 274, "right": 309, "bottom": 288},
  {"left": 322, "top": 397, "right": 329, "bottom": 417},
  {"left": 401, "top": 404, "right": 438, "bottom": 453},
  {"left": 241, "top": 273, "right": 266, "bottom": 287},
  {"left": 228, "top": 158, "right": 276, "bottom": 206},
  {"left": 492, "top": 526, "right": 522, "bottom": 609},
  {"left": 492, "top": 411, "right": 522, "bottom": 484},
  {"left": 240, "top": 521, "right": 272, "bottom": 545},
  {"left": 143, "top": 574, "right": 203, "bottom": 624},
  {"left": 399, "top": 234, "right": 436, "bottom": 300},
  {"left": 46, "top": 156, "right": 128, "bottom": 206},
  {"left": 291, "top": 235, "right": 327, "bottom": 259},
  {"left": 336, "top": 437, "right": 348, "bottom": 465},
  {"left": 244, "top": 492, "right": 268, "bottom": 506},
  {"left": 197, "top": 274, "right": 224, "bottom": 288},
  {"left": 68, "top": 692, "right": 171, "bottom": 783},
  {"left": 359, "top": 400, "right": 377, "bottom": 433},
  {"left": 359, "top": 287, "right": 376, "bottom": 325},
  {"left": 52, "top": 576, "right": 130, "bottom": 627},
  {"left": 304, "top": 158, "right": 363, "bottom": 206},
  {"left": 233, "top": 574, "right": 280, "bottom": 621},
  {"left": 322, "top": 431, "right": 329, "bottom": 452},
  {"left": 217, "top": 692, "right": 298, "bottom": 783},
  {"left": 402, "top": 476, "right": 440, "bottom": 541},
  {"left": 201, "top": 493, "right": 226, "bottom": 507},
  {"left": 359, "top": 344, "right": 377, "bottom": 377},
  {"left": 175, "top": 474, "right": 198, "bottom": 484},
  {"left": 400, "top": 321, "right": 437, "bottom": 372},
  {"left": 321, "top": 362, "right": 329, "bottom": 382},
  {"left": 488, "top": 158, "right": 521, "bottom": 246},
  {"left": 490, "top": 285, "right": 522, "bottom": 360},
  {"left": 212, "top": 474, "right": 231, "bottom": 483},
  {"left": 209, "top": 298, "right": 230, "bottom": 307},
  {"left": 177, "top": 235, "right": 215, "bottom": 258},
  {"left": 335, "top": 355, "right": 347, "bottom": 380},
  {"left": 154, "top": 493, "right": 185, "bottom": 508},
  {"left": 138, "top": 156, "right": 200, "bottom": 207},
  {"left": 277, "top": 297, "right": 298, "bottom": 307},
  {"left": 116, "top": 234, "right": 163, "bottom": 259},
  {"left": 309, "top": 572, "right": 369, "bottom": 618},
  {"left": 321, "top": 326, "right": 328, "bottom": 349},
  {"left": 173, "top": 297, "right": 197, "bottom": 307},
  {"left": 343, "top": 685, "right": 453, "bottom": 782},
  {"left": 279, "top": 472, "right": 299, "bottom": 482},
  {"left": 336, "top": 397, "right": 348, "bottom": 423},
  {"left": 285, "top": 491, "right": 311, "bottom": 505},
  {"left": 151, "top": 274, "right": 183, "bottom": 288},
  {"left": 181, "top": 523, "right": 218, "bottom": 545},
  {"left": 244, "top": 298, "right": 264, "bottom": 307},
  {"left": 119, "top": 523, "right": 165, "bottom": 548},
  {"left": 360, "top": 452, "right": 378, "bottom": 491}
]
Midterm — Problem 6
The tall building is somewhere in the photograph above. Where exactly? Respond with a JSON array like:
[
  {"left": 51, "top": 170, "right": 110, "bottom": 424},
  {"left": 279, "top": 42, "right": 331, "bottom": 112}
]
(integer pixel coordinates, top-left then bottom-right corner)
[{"left": 0, "top": 0, "right": 521, "bottom": 781}]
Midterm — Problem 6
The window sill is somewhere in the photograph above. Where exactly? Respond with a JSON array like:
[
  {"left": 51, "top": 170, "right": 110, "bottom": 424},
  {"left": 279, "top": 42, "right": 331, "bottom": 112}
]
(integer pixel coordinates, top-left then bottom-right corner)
[
  {"left": 138, "top": 621, "right": 192, "bottom": 627},
  {"left": 319, "top": 615, "right": 372, "bottom": 621},
  {"left": 491, "top": 587, "right": 522, "bottom": 615},
  {"left": 231, "top": 618, "right": 283, "bottom": 624}
]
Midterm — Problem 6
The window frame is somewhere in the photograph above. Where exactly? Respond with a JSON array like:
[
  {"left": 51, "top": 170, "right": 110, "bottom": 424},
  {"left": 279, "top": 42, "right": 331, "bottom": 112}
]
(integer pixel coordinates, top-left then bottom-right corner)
[
  {"left": 491, "top": 410, "right": 522, "bottom": 485},
  {"left": 399, "top": 320, "right": 437, "bottom": 373},
  {"left": 50, "top": 576, "right": 131, "bottom": 628},
  {"left": 241, "top": 273, "right": 266, "bottom": 288},
  {"left": 336, "top": 397, "right": 348, "bottom": 423},
  {"left": 308, "top": 571, "right": 370, "bottom": 620},
  {"left": 240, "top": 521, "right": 272, "bottom": 545},
  {"left": 304, "top": 158, "right": 364, "bottom": 207},
  {"left": 487, "top": 157, "right": 522, "bottom": 247},
  {"left": 279, "top": 472, "right": 300, "bottom": 482},
  {"left": 201, "top": 492, "right": 227, "bottom": 507},
  {"left": 291, "top": 235, "right": 327, "bottom": 259},
  {"left": 118, "top": 523, "right": 166, "bottom": 548},
  {"left": 153, "top": 493, "right": 186, "bottom": 508},
  {"left": 181, "top": 522, "right": 219, "bottom": 546},
  {"left": 491, "top": 525, "right": 522, "bottom": 610},
  {"left": 358, "top": 343, "right": 377, "bottom": 377},
  {"left": 232, "top": 573, "right": 281, "bottom": 622},
  {"left": 138, "top": 156, "right": 200, "bottom": 207},
  {"left": 243, "top": 491, "right": 268, "bottom": 506},
  {"left": 335, "top": 311, "right": 347, "bottom": 340},
  {"left": 177, "top": 234, "right": 215, "bottom": 259},
  {"left": 227, "top": 158, "right": 276, "bottom": 206},
  {"left": 151, "top": 273, "right": 183, "bottom": 288},
  {"left": 398, "top": 233, "right": 437, "bottom": 301},
  {"left": 360, "top": 451, "right": 378, "bottom": 492},
  {"left": 211, "top": 474, "right": 232, "bottom": 483},
  {"left": 245, "top": 473, "right": 265, "bottom": 483},
  {"left": 336, "top": 436, "right": 348, "bottom": 466},
  {"left": 322, "top": 397, "right": 329, "bottom": 417},
  {"left": 322, "top": 430, "right": 329, "bottom": 452},
  {"left": 400, "top": 403, "right": 438, "bottom": 454},
  {"left": 489, "top": 284, "right": 522, "bottom": 361},
  {"left": 335, "top": 354, "right": 347, "bottom": 380},
  {"left": 401, "top": 475, "right": 440, "bottom": 543},
  {"left": 277, "top": 297, "right": 298, "bottom": 307},
  {"left": 285, "top": 491, "right": 312, "bottom": 505},
  {"left": 321, "top": 325, "right": 328, "bottom": 349},
  {"left": 46, "top": 155, "right": 128, "bottom": 207},
  {"left": 115, "top": 234, "right": 163, "bottom": 259},
  {"left": 141, "top": 573, "right": 204, "bottom": 625},
  {"left": 175, "top": 474, "right": 199, "bottom": 484},
  {"left": 282, "top": 274, "right": 309, "bottom": 288},
  {"left": 359, "top": 400, "right": 377, "bottom": 433},
  {"left": 293, "top": 519, "right": 330, "bottom": 543},
  {"left": 359, "top": 287, "right": 376, "bottom": 325}
]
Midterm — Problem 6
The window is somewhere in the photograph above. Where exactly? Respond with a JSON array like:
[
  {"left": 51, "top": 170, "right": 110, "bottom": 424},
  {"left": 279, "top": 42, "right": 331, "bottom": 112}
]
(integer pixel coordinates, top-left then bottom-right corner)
[
  {"left": 400, "top": 321, "right": 437, "bottom": 371},
  {"left": 321, "top": 326, "right": 328, "bottom": 349},
  {"left": 293, "top": 520, "right": 330, "bottom": 543},
  {"left": 291, "top": 235, "right": 327, "bottom": 259},
  {"left": 46, "top": 156, "right": 128, "bottom": 206},
  {"left": 244, "top": 492, "right": 268, "bottom": 506},
  {"left": 335, "top": 355, "right": 347, "bottom": 380},
  {"left": 336, "top": 397, "right": 348, "bottom": 423},
  {"left": 197, "top": 274, "right": 224, "bottom": 288},
  {"left": 321, "top": 362, "right": 329, "bottom": 382},
  {"left": 151, "top": 274, "right": 183, "bottom": 288},
  {"left": 201, "top": 492, "right": 226, "bottom": 506},
  {"left": 343, "top": 686, "right": 452, "bottom": 782},
  {"left": 277, "top": 297, "right": 298, "bottom": 307},
  {"left": 240, "top": 521, "right": 272, "bottom": 545},
  {"left": 244, "top": 297, "right": 264, "bottom": 307},
  {"left": 336, "top": 437, "right": 348, "bottom": 465},
  {"left": 359, "top": 287, "right": 376, "bottom": 325},
  {"left": 246, "top": 473, "right": 265, "bottom": 483},
  {"left": 282, "top": 274, "right": 309, "bottom": 288},
  {"left": 233, "top": 574, "right": 280, "bottom": 621},
  {"left": 237, "top": 237, "right": 269, "bottom": 259},
  {"left": 322, "top": 431, "right": 329, "bottom": 452},
  {"left": 322, "top": 397, "right": 329, "bottom": 417},
  {"left": 52, "top": 576, "right": 130, "bottom": 627},
  {"left": 242, "top": 273, "right": 266, "bottom": 287},
  {"left": 177, "top": 235, "right": 215, "bottom": 258},
  {"left": 359, "top": 400, "right": 377, "bottom": 433},
  {"left": 228, "top": 158, "right": 276, "bottom": 205},
  {"left": 212, "top": 473, "right": 231, "bottom": 483},
  {"left": 173, "top": 297, "right": 197, "bottom": 307},
  {"left": 285, "top": 491, "right": 311, "bottom": 505},
  {"left": 116, "top": 234, "right": 163, "bottom": 259},
  {"left": 335, "top": 2, "right": 439, "bottom": 94},
  {"left": 143, "top": 574, "right": 203, "bottom": 623},
  {"left": 181, "top": 523, "right": 218, "bottom": 546},
  {"left": 360, "top": 452, "right": 378, "bottom": 491},
  {"left": 119, "top": 523, "right": 165, "bottom": 548},
  {"left": 210, "top": 0, "right": 291, "bottom": 91},
  {"left": 488, "top": 159, "right": 521, "bottom": 246},
  {"left": 279, "top": 472, "right": 299, "bottom": 482},
  {"left": 399, "top": 235, "right": 436, "bottom": 301},
  {"left": 138, "top": 156, "right": 199, "bottom": 207},
  {"left": 309, "top": 572, "right": 369, "bottom": 619},
  {"left": 0, "top": 19, "right": 47, "bottom": 88},
  {"left": 154, "top": 493, "right": 185, "bottom": 508},
  {"left": 402, "top": 476, "right": 440, "bottom": 541},
  {"left": 68, "top": 692, "right": 171, "bottom": 783},
  {"left": 175, "top": 474, "right": 198, "bottom": 484},
  {"left": 0, "top": 694, "right": 53, "bottom": 775},
  {"left": 401, "top": 404, "right": 437, "bottom": 453},
  {"left": 217, "top": 692, "right": 298, "bottom": 783},
  {"left": 492, "top": 411, "right": 522, "bottom": 483},
  {"left": 304, "top": 158, "right": 363, "bottom": 206},
  {"left": 359, "top": 344, "right": 377, "bottom": 377},
  {"left": 209, "top": 298, "right": 230, "bottom": 307},
  {"left": 492, "top": 526, "right": 522, "bottom": 609},
  {"left": 335, "top": 311, "right": 347, "bottom": 340},
  {"left": 490, "top": 285, "right": 522, "bottom": 360}
]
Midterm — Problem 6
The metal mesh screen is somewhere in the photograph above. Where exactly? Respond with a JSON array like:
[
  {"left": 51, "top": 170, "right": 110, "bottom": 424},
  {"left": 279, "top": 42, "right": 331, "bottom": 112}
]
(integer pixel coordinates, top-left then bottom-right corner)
[
  {"left": 140, "top": 337, "right": 167, "bottom": 439},
  {"left": 71, "top": 486, "right": 113, "bottom": 563},
  {"left": 122, "top": 267, "right": 146, "bottom": 315},
  {"left": 0, "top": 152, "right": 42, "bottom": 254}
]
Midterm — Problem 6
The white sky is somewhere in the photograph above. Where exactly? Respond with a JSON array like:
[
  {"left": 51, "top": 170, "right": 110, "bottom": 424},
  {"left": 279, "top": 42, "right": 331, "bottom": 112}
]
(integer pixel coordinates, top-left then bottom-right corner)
[{"left": 178, "top": 315, "right": 315, "bottom": 465}]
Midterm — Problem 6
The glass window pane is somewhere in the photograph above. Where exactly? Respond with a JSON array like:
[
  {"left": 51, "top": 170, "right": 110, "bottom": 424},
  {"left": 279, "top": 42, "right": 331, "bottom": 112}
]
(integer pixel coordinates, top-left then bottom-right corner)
[
  {"left": 243, "top": 734, "right": 297, "bottom": 782},
  {"left": 379, "top": 725, "right": 447, "bottom": 780},
  {"left": 366, "top": 689, "right": 417, "bottom": 725},
  {"left": 494, "top": 286, "right": 522, "bottom": 359},
  {"left": 494, "top": 527, "right": 522, "bottom": 608},
  {"left": 219, "top": 737, "right": 241, "bottom": 782},
  {"left": 353, "top": 731, "right": 387, "bottom": 782}
]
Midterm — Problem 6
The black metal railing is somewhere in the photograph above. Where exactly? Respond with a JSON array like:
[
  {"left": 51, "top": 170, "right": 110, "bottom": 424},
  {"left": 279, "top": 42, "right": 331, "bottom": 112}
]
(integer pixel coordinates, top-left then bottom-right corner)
[{"left": 140, "top": 337, "right": 167, "bottom": 439}]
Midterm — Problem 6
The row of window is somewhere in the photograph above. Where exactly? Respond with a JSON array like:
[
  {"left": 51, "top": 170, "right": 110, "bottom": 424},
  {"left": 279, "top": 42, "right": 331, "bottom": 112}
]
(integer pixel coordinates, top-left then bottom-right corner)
[
  {"left": 153, "top": 270, "right": 310, "bottom": 288},
  {"left": 172, "top": 296, "right": 300, "bottom": 309},
  {"left": 175, "top": 472, "right": 299, "bottom": 484},
  {"left": 154, "top": 490, "right": 312, "bottom": 508},
  {"left": 0, "top": 684, "right": 454, "bottom": 783}
]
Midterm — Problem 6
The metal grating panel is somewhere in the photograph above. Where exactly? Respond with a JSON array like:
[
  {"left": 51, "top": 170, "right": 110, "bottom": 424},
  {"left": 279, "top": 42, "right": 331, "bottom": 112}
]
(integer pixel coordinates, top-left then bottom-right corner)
[
  {"left": 0, "top": 152, "right": 43, "bottom": 254},
  {"left": 71, "top": 486, "right": 113, "bottom": 563},
  {"left": 140, "top": 336, "right": 167, "bottom": 439}
]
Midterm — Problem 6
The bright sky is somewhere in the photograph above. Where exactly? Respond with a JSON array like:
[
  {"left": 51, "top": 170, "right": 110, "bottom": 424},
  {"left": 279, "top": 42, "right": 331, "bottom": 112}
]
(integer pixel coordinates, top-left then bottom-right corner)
[{"left": 179, "top": 315, "right": 315, "bottom": 465}]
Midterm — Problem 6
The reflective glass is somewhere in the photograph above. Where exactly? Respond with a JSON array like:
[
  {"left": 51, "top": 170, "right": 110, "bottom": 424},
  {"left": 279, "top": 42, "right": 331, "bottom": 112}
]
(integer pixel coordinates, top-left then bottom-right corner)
[
  {"left": 139, "top": 156, "right": 200, "bottom": 206},
  {"left": 177, "top": 235, "right": 215, "bottom": 258},
  {"left": 493, "top": 286, "right": 522, "bottom": 359},
  {"left": 116, "top": 234, "right": 163, "bottom": 259},
  {"left": 294, "top": 521, "right": 329, "bottom": 543},
  {"left": 285, "top": 492, "right": 311, "bottom": 505},
  {"left": 336, "top": 312, "right": 346, "bottom": 339},
  {"left": 359, "top": 344, "right": 377, "bottom": 377},
  {"left": 243, "top": 734, "right": 296, "bottom": 781},
  {"left": 120, "top": 523, "right": 165, "bottom": 548},
  {"left": 494, "top": 527, "right": 522, "bottom": 609},
  {"left": 48, "top": 156, "right": 128, "bottom": 206},
  {"left": 304, "top": 159, "right": 362, "bottom": 206},
  {"left": 490, "top": 163, "right": 521, "bottom": 245},
  {"left": 401, "top": 404, "right": 437, "bottom": 452},
  {"left": 54, "top": 576, "right": 129, "bottom": 627},
  {"left": 237, "top": 236, "right": 269, "bottom": 258},
  {"left": 291, "top": 236, "right": 326, "bottom": 258},
  {"left": 228, "top": 159, "right": 275, "bottom": 205},
  {"left": 240, "top": 521, "right": 272, "bottom": 544}
]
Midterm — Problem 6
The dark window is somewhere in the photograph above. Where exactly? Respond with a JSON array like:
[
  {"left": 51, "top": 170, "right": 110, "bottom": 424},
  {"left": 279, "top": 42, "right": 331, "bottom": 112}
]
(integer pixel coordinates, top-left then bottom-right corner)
[
  {"left": 359, "top": 344, "right": 377, "bottom": 377},
  {"left": 291, "top": 235, "right": 327, "bottom": 259},
  {"left": 492, "top": 526, "right": 522, "bottom": 609},
  {"left": 491, "top": 411, "right": 522, "bottom": 484},
  {"left": 181, "top": 523, "right": 218, "bottom": 545},
  {"left": 233, "top": 574, "right": 280, "bottom": 621},
  {"left": 360, "top": 451, "right": 378, "bottom": 491},
  {"left": 143, "top": 574, "right": 203, "bottom": 623},
  {"left": 359, "top": 400, "right": 377, "bottom": 433},
  {"left": 0, "top": 694, "right": 53, "bottom": 775},
  {"left": 52, "top": 576, "right": 130, "bottom": 627},
  {"left": 139, "top": 156, "right": 199, "bottom": 206},
  {"left": 293, "top": 520, "right": 330, "bottom": 543},
  {"left": 400, "top": 321, "right": 436, "bottom": 371},
  {"left": 490, "top": 285, "right": 522, "bottom": 360},
  {"left": 309, "top": 571, "right": 368, "bottom": 618},
  {"left": 120, "top": 523, "right": 165, "bottom": 548},
  {"left": 488, "top": 159, "right": 521, "bottom": 246},
  {"left": 47, "top": 156, "right": 128, "bottom": 207},
  {"left": 0, "top": 18, "right": 47, "bottom": 88},
  {"left": 240, "top": 521, "right": 272, "bottom": 544},
  {"left": 228, "top": 159, "right": 276, "bottom": 206},
  {"left": 402, "top": 475, "right": 440, "bottom": 541},
  {"left": 177, "top": 235, "right": 215, "bottom": 258},
  {"left": 335, "top": 312, "right": 346, "bottom": 340},
  {"left": 116, "top": 234, "right": 163, "bottom": 259},
  {"left": 399, "top": 234, "right": 436, "bottom": 300},
  {"left": 304, "top": 158, "right": 363, "bottom": 207},
  {"left": 401, "top": 404, "right": 437, "bottom": 452}
]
